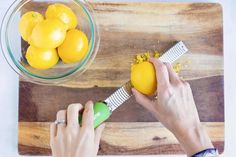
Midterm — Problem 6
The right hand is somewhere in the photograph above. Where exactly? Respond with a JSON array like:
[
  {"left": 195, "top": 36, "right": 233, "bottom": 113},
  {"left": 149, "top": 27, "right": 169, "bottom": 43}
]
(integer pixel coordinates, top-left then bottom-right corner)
[{"left": 132, "top": 58, "right": 214, "bottom": 156}]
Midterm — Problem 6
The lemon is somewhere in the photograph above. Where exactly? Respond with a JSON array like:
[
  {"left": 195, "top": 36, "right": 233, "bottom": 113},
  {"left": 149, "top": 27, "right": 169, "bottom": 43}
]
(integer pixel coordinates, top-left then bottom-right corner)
[
  {"left": 26, "top": 45, "right": 59, "bottom": 70},
  {"left": 18, "top": 11, "right": 44, "bottom": 41},
  {"left": 131, "top": 61, "right": 157, "bottom": 96},
  {"left": 29, "top": 19, "right": 67, "bottom": 49},
  {"left": 45, "top": 3, "right": 77, "bottom": 30},
  {"left": 58, "top": 29, "right": 88, "bottom": 63}
]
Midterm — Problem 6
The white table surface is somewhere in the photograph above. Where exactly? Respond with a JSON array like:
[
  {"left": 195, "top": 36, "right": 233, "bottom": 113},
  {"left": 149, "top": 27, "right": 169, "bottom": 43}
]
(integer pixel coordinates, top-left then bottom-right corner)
[{"left": 0, "top": 0, "right": 235, "bottom": 156}]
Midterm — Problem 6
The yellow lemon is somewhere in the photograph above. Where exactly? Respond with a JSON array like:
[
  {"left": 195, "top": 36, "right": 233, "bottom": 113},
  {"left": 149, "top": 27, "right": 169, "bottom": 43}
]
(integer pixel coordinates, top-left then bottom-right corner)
[
  {"left": 29, "top": 19, "right": 67, "bottom": 49},
  {"left": 26, "top": 45, "right": 59, "bottom": 70},
  {"left": 58, "top": 29, "right": 88, "bottom": 63},
  {"left": 18, "top": 11, "right": 44, "bottom": 41},
  {"left": 45, "top": 3, "right": 77, "bottom": 30},
  {"left": 131, "top": 61, "right": 157, "bottom": 96}
]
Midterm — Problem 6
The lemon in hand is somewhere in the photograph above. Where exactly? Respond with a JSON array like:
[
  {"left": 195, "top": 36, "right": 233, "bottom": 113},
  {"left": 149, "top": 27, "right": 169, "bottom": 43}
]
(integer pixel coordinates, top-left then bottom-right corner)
[
  {"left": 58, "top": 29, "right": 88, "bottom": 63},
  {"left": 131, "top": 61, "right": 157, "bottom": 96},
  {"left": 29, "top": 19, "right": 67, "bottom": 49},
  {"left": 26, "top": 45, "right": 59, "bottom": 70},
  {"left": 18, "top": 11, "right": 44, "bottom": 41},
  {"left": 45, "top": 3, "right": 77, "bottom": 30}
]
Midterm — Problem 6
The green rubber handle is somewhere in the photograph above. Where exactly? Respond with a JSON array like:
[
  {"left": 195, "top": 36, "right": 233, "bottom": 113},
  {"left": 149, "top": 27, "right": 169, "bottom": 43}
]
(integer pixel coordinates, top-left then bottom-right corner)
[{"left": 79, "top": 102, "right": 111, "bottom": 128}]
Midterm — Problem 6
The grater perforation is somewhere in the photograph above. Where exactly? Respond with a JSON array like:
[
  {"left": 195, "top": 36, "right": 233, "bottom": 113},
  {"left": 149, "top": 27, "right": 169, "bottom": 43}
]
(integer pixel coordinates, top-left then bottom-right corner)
[
  {"left": 105, "top": 85, "right": 131, "bottom": 112},
  {"left": 159, "top": 41, "right": 188, "bottom": 63}
]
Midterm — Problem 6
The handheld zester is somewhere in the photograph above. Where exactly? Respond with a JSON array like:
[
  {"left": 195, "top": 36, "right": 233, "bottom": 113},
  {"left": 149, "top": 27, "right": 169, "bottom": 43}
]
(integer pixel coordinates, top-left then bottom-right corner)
[{"left": 80, "top": 41, "right": 189, "bottom": 128}]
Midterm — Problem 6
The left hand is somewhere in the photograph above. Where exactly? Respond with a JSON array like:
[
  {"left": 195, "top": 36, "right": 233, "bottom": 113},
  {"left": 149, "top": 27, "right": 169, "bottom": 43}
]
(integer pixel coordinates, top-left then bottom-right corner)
[{"left": 50, "top": 101, "right": 105, "bottom": 157}]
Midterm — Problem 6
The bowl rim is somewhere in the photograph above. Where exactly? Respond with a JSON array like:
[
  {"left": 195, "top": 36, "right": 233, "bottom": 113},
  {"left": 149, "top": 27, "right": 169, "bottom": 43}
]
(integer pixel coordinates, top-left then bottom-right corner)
[{"left": 0, "top": 0, "right": 99, "bottom": 83}]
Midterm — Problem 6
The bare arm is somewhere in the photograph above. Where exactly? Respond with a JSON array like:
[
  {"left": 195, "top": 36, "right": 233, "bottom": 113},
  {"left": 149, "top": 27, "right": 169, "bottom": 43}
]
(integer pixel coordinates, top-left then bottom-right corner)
[{"left": 132, "top": 58, "right": 215, "bottom": 156}]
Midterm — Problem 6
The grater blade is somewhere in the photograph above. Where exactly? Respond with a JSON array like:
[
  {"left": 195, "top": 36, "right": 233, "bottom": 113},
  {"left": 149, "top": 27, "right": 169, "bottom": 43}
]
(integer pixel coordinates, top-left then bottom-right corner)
[
  {"left": 159, "top": 41, "right": 188, "bottom": 63},
  {"left": 104, "top": 81, "right": 132, "bottom": 112},
  {"left": 105, "top": 41, "right": 188, "bottom": 112}
]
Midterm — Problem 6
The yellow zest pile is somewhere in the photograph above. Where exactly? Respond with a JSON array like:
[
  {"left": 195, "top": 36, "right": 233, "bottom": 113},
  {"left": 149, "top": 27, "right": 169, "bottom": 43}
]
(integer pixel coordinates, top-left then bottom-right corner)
[{"left": 133, "top": 51, "right": 181, "bottom": 73}]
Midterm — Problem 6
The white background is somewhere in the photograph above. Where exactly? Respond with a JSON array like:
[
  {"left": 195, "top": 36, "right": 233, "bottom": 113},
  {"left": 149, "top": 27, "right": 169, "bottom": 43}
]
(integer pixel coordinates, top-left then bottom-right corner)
[{"left": 0, "top": 0, "right": 235, "bottom": 157}]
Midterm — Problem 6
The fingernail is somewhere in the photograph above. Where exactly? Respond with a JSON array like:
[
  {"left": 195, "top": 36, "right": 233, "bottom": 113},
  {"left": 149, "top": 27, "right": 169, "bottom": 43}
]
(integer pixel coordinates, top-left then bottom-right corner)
[
  {"left": 100, "top": 123, "right": 106, "bottom": 129},
  {"left": 149, "top": 58, "right": 155, "bottom": 62},
  {"left": 88, "top": 100, "right": 93, "bottom": 105},
  {"left": 131, "top": 88, "right": 136, "bottom": 93},
  {"left": 157, "top": 59, "right": 163, "bottom": 63},
  {"left": 86, "top": 101, "right": 93, "bottom": 110}
]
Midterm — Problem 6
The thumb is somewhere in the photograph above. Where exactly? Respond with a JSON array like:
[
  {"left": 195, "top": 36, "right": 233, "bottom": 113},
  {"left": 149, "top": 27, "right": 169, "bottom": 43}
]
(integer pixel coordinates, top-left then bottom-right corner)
[
  {"left": 132, "top": 88, "right": 156, "bottom": 113},
  {"left": 94, "top": 123, "right": 105, "bottom": 153}
]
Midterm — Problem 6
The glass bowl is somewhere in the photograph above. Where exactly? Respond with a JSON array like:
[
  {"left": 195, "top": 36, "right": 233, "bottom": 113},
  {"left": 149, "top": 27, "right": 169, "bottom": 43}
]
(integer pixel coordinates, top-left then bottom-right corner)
[{"left": 1, "top": 0, "right": 100, "bottom": 84}]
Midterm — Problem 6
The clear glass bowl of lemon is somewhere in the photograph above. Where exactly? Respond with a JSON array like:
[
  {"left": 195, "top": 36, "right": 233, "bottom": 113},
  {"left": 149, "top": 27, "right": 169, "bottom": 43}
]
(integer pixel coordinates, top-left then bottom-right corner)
[{"left": 1, "top": 0, "right": 100, "bottom": 84}]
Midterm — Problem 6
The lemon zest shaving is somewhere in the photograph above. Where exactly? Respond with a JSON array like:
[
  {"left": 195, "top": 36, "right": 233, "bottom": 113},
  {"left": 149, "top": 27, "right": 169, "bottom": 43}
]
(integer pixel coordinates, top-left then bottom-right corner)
[
  {"left": 173, "top": 63, "right": 181, "bottom": 74},
  {"left": 154, "top": 51, "right": 160, "bottom": 58},
  {"left": 133, "top": 51, "right": 181, "bottom": 73}
]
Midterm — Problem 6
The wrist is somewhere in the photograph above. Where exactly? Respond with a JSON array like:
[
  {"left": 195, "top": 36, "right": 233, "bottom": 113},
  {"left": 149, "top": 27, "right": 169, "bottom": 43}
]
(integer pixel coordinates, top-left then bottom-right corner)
[{"left": 174, "top": 123, "right": 214, "bottom": 156}]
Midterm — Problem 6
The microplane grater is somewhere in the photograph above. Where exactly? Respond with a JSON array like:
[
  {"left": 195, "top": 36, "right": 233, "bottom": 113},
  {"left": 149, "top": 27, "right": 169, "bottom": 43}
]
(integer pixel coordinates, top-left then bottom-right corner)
[{"left": 105, "top": 41, "right": 188, "bottom": 112}]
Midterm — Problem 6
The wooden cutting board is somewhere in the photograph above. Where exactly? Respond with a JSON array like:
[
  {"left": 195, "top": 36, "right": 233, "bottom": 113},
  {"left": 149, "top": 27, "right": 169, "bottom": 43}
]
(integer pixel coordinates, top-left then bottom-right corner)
[{"left": 18, "top": 2, "right": 224, "bottom": 155}]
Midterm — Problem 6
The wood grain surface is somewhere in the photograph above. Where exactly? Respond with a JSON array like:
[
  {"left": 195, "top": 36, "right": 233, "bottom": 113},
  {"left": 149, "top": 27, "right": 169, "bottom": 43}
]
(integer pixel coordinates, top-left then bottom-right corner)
[
  {"left": 19, "top": 75, "right": 224, "bottom": 122},
  {"left": 19, "top": 122, "right": 224, "bottom": 155},
  {"left": 19, "top": 2, "right": 224, "bottom": 155}
]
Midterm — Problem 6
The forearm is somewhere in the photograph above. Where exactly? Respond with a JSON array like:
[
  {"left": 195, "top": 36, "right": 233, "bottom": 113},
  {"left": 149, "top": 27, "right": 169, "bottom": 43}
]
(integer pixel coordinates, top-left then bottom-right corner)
[{"left": 174, "top": 123, "right": 214, "bottom": 157}]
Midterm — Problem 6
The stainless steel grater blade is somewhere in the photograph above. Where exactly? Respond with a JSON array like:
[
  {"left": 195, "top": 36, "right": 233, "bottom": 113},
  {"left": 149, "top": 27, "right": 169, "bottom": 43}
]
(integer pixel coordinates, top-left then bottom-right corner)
[
  {"left": 159, "top": 41, "right": 188, "bottom": 63},
  {"left": 105, "top": 41, "right": 188, "bottom": 112},
  {"left": 105, "top": 81, "right": 132, "bottom": 112}
]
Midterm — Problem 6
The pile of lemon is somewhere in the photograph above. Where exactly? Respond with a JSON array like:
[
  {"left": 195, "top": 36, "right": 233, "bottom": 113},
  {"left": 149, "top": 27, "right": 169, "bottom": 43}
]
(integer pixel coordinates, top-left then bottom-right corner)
[{"left": 19, "top": 3, "right": 89, "bottom": 70}]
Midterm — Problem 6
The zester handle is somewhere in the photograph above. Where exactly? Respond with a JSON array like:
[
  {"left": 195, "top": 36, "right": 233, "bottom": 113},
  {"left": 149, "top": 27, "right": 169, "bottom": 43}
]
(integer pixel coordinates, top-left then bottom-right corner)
[{"left": 79, "top": 102, "right": 111, "bottom": 128}]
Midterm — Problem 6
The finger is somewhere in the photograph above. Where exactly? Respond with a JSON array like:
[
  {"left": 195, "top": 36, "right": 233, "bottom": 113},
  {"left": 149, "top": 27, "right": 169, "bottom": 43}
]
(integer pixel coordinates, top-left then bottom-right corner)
[
  {"left": 149, "top": 58, "right": 170, "bottom": 88},
  {"left": 165, "top": 63, "right": 180, "bottom": 84},
  {"left": 94, "top": 123, "right": 105, "bottom": 152},
  {"left": 50, "top": 123, "right": 56, "bottom": 146},
  {"left": 82, "top": 101, "right": 94, "bottom": 129},
  {"left": 56, "top": 110, "right": 66, "bottom": 136},
  {"left": 132, "top": 88, "right": 156, "bottom": 113},
  {"left": 67, "top": 103, "right": 83, "bottom": 128}
]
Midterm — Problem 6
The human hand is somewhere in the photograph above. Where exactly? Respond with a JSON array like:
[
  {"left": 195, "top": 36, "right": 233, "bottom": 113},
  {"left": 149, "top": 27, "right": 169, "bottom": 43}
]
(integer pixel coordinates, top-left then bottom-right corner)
[
  {"left": 132, "top": 58, "right": 213, "bottom": 156},
  {"left": 50, "top": 101, "right": 105, "bottom": 157}
]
